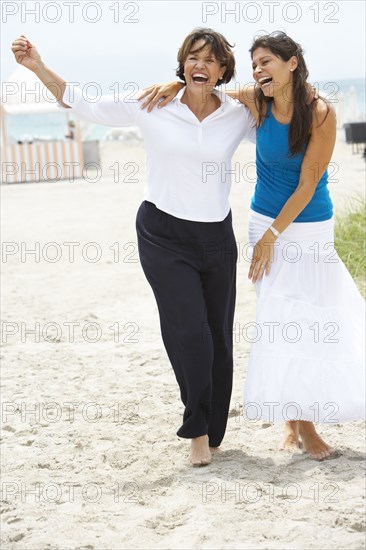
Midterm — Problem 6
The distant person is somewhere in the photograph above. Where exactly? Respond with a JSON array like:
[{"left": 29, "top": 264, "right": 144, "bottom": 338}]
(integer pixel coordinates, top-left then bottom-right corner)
[{"left": 65, "top": 120, "right": 75, "bottom": 140}]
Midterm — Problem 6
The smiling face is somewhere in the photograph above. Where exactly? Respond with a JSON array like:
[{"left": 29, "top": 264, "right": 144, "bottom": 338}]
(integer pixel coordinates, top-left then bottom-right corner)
[
  {"left": 184, "top": 39, "right": 226, "bottom": 95},
  {"left": 252, "top": 46, "right": 298, "bottom": 98}
]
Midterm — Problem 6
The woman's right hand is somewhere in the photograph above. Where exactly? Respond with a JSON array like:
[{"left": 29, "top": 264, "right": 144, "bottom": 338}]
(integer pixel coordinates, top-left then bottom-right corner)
[
  {"left": 11, "top": 35, "right": 42, "bottom": 72},
  {"left": 137, "top": 81, "right": 185, "bottom": 112}
]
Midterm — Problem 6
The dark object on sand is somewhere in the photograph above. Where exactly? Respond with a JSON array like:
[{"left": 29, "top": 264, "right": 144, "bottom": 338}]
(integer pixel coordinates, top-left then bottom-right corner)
[{"left": 344, "top": 122, "right": 366, "bottom": 156}]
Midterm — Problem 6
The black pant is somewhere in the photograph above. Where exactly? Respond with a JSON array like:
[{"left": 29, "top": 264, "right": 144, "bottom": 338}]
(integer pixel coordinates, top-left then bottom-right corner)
[{"left": 136, "top": 201, "right": 237, "bottom": 447}]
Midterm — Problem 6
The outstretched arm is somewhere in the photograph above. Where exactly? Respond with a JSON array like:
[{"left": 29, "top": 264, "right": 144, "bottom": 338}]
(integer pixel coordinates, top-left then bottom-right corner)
[
  {"left": 11, "top": 35, "right": 138, "bottom": 127},
  {"left": 11, "top": 35, "right": 68, "bottom": 106}
]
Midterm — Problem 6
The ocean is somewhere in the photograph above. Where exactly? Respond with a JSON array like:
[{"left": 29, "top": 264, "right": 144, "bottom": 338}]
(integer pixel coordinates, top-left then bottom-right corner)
[{"left": 3, "top": 78, "right": 365, "bottom": 144}]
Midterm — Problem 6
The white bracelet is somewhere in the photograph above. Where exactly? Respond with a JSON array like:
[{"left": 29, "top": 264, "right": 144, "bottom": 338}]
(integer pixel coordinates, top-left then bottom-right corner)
[{"left": 269, "top": 225, "right": 280, "bottom": 238}]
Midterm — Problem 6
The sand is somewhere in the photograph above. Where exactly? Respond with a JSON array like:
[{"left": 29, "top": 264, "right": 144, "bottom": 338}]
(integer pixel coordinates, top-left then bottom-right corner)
[{"left": 1, "top": 136, "right": 365, "bottom": 549}]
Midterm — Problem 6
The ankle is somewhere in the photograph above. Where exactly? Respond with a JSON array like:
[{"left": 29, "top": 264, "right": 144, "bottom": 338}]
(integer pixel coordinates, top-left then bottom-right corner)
[
  {"left": 299, "top": 421, "right": 316, "bottom": 435},
  {"left": 191, "top": 435, "right": 208, "bottom": 443}
]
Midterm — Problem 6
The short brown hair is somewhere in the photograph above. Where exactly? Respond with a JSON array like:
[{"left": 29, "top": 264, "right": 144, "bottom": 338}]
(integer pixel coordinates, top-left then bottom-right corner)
[{"left": 176, "top": 28, "right": 235, "bottom": 86}]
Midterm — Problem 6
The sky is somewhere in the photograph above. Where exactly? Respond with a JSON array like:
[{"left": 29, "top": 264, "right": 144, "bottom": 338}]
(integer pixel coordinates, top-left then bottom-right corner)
[{"left": 1, "top": 0, "right": 365, "bottom": 92}]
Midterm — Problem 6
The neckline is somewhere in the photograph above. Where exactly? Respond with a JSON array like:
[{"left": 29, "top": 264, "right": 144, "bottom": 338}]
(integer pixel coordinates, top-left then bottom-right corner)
[
  {"left": 178, "top": 86, "right": 223, "bottom": 124},
  {"left": 268, "top": 101, "right": 290, "bottom": 127}
]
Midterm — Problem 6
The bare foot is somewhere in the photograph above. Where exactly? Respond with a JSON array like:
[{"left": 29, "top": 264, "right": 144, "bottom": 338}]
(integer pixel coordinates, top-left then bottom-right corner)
[
  {"left": 279, "top": 421, "right": 301, "bottom": 452},
  {"left": 189, "top": 435, "right": 211, "bottom": 466},
  {"left": 209, "top": 446, "right": 223, "bottom": 455},
  {"left": 298, "top": 421, "right": 338, "bottom": 461}
]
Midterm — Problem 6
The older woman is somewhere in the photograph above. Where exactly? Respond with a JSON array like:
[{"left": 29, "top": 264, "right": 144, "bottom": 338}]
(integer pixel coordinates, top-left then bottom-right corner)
[
  {"left": 11, "top": 29, "right": 255, "bottom": 466},
  {"left": 140, "top": 31, "right": 365, "bottom": 461}
]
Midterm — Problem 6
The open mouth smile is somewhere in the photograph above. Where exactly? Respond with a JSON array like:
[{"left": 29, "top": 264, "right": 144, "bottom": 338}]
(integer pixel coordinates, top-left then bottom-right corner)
[
  {"left": 258, "top": 77, "right": 273, "bottom": 87},
  {"left": 192, "top": 73, "right": 209, "bottom": 83}
]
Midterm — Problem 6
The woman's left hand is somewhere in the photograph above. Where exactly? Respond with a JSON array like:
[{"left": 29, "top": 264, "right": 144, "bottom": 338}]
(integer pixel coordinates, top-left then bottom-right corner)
[
  {"left": 248, "top": 230, "right": 277, "bottom": 283},
  {"left": 137, "top": 81, "right": 184, "bottom": 112}
]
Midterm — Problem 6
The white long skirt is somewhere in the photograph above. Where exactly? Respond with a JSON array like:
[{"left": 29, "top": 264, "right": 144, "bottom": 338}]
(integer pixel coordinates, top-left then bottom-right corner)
[{"left": 243, "top": 209, "right": 365, "bottom": 423}]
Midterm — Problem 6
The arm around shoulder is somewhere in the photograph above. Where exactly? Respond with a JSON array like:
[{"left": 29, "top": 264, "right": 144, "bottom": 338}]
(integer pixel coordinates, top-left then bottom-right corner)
[
  {"left": 226, "top": 83, "right": 255, "bottom": 104},
  {"left": 226, "top": 84, "right": 258, "bottom": 121}
]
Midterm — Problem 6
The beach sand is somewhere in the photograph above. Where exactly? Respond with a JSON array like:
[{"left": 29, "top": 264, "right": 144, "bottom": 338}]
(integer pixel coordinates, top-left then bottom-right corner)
[{"left": 1, "top": 137, "right": 365, "bottom": 549}]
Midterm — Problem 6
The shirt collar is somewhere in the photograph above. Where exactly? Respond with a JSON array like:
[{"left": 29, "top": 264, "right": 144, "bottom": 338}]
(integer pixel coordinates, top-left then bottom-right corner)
[
  {"left": 176, "top": 86, "right": 187, "bottom": 102},
  {"left": 175, "top": 86, "right": 224, "bottom": 108}
]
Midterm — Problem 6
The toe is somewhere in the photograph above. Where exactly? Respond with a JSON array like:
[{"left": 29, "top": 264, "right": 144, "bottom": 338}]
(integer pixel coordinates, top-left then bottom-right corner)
[{"left": 315, "top": 453, "right": 326, "bottom": 461}]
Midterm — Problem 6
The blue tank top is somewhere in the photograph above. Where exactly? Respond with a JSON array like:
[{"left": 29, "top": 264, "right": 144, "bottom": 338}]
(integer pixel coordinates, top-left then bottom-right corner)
[{"left": 250, "top": 102, "right": 333, "bottom": 222}]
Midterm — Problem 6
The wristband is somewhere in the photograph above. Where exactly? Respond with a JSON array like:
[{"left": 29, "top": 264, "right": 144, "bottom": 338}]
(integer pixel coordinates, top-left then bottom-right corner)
[{"left": 269, "top": 225, "right": 280, "bottom": 238}]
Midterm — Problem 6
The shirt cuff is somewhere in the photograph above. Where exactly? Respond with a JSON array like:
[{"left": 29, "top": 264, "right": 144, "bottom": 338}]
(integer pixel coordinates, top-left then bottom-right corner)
[{"left": 57, "top": 82, "right": 82, "bottom": 111}]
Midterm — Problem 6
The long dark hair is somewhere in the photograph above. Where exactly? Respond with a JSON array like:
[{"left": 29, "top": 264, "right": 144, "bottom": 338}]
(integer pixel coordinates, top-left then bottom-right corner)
[{"left": 250, "top": 32, "right": 329, "bottom": 156}]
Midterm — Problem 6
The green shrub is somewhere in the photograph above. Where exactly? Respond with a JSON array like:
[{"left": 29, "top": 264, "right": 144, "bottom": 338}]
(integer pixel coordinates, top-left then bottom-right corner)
[{"left": 335, "top": 197, "right": 366, "bottom": 297}]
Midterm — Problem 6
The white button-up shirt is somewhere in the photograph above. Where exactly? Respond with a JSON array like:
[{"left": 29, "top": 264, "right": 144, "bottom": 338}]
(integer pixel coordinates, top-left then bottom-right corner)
[{"left": 61, "top": 84, "right": 256, "bottom": 222}]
